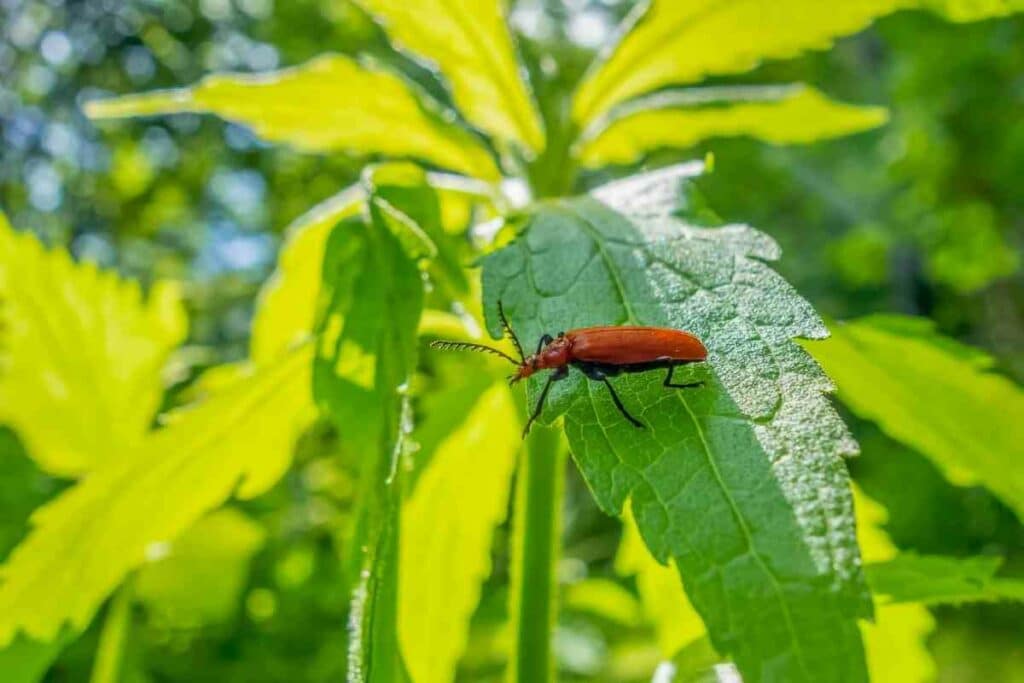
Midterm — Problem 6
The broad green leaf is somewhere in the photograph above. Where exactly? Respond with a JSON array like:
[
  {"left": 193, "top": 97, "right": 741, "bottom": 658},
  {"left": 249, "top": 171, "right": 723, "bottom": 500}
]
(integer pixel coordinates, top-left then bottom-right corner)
[
  {"left": 615, "top": 511, "right": 705, "bottom": 657},
  {"left": 0, "top": 215, "right": 187, "bottom": 477},
  {"left": 854, "top": 489, "right": 936, "bottom": 683},
  {"left": 572, "top": 0, "right": 906, "bottom": 125},
  {"left": 577, "top": 85, "right": 887, "bottom": 168},
  {"left": 251, "top": 186, "right": 363, "bottom": 364},
  {"left": 85, "top": 54, "right": 500, "bottom": 180},
  {"left": 399, "top": 382, "right": 519, "bottom": 683},
  {"left": 923, "top": 0, "right": 1024, "bottom": 20},
  {"left": 0, "top": 345, "right": 312, "bottom": 646},
  {"left": 355, "top": 0, "right": 544, "bottom": 153},
  {"left": 313, "top": 185, "right": 426, "bottom": 682},
  {"left": 804, "top": 315, "right": 1024, "bottom": 520},
  {"left": 866, "top": 554, "right": 1024, "bottom": 605},
  {"left": 482, "top": 164, "right": 869, "bottom": 682},
  {"left": 0, "top": 634, "right": 72, "bottom": 683},
  {"left": 134, "top": 508, "right": 265, "bottom": 629}
]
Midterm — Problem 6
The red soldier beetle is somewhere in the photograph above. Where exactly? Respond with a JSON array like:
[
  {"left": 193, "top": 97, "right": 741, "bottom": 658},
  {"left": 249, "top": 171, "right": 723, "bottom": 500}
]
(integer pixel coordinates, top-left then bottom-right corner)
[{"left": 430, "top": 303, "right": 708, "bottom": 436}]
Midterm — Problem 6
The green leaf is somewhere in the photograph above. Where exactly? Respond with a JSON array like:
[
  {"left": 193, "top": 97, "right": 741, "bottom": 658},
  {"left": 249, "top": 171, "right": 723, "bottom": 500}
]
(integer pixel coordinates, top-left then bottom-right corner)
[
  {"left": 562, "top": 578, "right": 644, "bottom": 628},
  {"left": 482, "top": 164, "right": 870, "bottom": 682},
  {"left": 0, "top": 634, "right": 72, "bottom": 683},
  {"left": 922, "top": 0, "right": 1024, "bottom": 20},
  {"left": 0, "top": 345, "right": 312, "bottom": 646},
  {"left": 313, "top": 184, "right": 426, "bottom": 682},
  {"left": 576, "top": 85, "right": 887, "bottom": 168},
  {"left": 134, "top": 508, "right": 266, "bottom": 629},
  {"left": 0, "top": 215, "right": 187, "bottom": 477},
  {"left": 571, "top": 0, "right": 906, "bottom": 125},
  {"left": 251, "top": 186, "right": 364, "bottom": 364},
  {"left": 355, "top": 0, "right": 544, "bottom": 153},
  {"left": 803, "top": 315, "right": 1024, "bottom": 520},
  {"left": 399, "top": 381, "right": 519, "bottom": 683},
  {"left": 85, "top": 54, "right": 500, "bottom": 180},
  {"left": 866, "top": 554, "right": 1024, "bottom": 605}
]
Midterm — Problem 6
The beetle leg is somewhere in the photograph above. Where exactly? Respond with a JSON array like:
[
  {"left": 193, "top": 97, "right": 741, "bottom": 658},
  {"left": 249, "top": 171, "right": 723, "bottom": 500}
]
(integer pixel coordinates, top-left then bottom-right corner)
[
  {"left": 600, "top": 377, "right": 644, "bottom": 429},
  {"left": 663, "top": 365, "right": 703, "bottom": 389},
  {"left": 522, "top": 365, "right": 568, "bottom": 438},
  {"left": 579, "top": 364, "right": 643, "bottom": 428}
]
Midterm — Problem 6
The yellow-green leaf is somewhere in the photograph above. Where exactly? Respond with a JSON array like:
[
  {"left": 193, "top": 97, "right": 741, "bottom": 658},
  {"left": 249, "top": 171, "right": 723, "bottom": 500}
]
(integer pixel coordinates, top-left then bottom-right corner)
[
  {"left": 85, "top": 54, "right": 500, "bottom": 180},
  {"left": 572, "top": 0, "right": 906, "bottom": 125},
  {"left": 399, "top": 382, "right": 519, "bottom": 683},
  {"left": 134, "top": 508, "right": 265, "bottom": 629},
  {"left": 805, "top": 315, "right": 1024, "bottom": 520},
  {"left": 355, "top": 0, "right": 544, "bottom": 153},
  {"left": 615, "top": 510, "right": 705, "bottom": 658},
  {"left": 250, "top": 186, "right": 363, "bottom": 364},
  {"left": 577, "top": 85, "right": 887, "bottom": 167},
  {"left": 0, "top": 346, "right": 312, "bottom": 646},
  {"left": 923, "top": 0, "right": 1024, "bottom": 20},
  {"left": 854, "top": 489, "right": 937, "bottom": 683},
  {"left": 0, "top": 215, "right": 187, "bottom": 477}
]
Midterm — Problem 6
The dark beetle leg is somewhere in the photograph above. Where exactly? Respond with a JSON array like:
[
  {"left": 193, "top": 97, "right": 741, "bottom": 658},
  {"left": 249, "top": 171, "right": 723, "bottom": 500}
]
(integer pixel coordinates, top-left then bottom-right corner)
[
  {"left": 663, "top": 364, "right": 703, "bottom": 390},
  {"left": 579, "top": 363, "right": 643, "bottom": 429},
  {"left": 523, "top": 365, "right": 568, "bottom": 438}
]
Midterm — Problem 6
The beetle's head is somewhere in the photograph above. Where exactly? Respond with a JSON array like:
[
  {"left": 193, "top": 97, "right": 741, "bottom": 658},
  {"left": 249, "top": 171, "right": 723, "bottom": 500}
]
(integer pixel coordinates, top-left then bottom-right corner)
[{"left": 509, "top": 337, "right": 571, "bottom": 384}]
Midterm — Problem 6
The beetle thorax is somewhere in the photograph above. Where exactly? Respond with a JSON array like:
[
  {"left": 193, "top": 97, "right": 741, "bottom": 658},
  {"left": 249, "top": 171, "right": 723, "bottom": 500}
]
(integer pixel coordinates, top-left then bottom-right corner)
[{"left": 514, "top": 336, "right": 572, "bottom": 382}]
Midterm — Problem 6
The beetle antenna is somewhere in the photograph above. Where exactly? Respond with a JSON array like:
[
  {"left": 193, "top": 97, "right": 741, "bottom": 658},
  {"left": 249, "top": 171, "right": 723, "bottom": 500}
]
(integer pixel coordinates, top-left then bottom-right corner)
[
  {"left": 497, "top": 301, "right": 525, "bottom": 363},
  {"left": 430, "top": 340, "right": 520, "bottom": 367}
]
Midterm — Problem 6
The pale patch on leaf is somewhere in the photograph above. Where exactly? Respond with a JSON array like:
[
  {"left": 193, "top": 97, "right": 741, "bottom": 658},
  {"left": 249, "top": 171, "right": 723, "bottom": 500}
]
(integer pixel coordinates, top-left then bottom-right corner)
[
  {"left": 0, "top": 346, "right": 312, "bottom": 646},
  {"left": 355, "top": 0, "right": 544, "bottom": 153},
  {"left": 577, "top": 85, "right": 887, "bottom": 167},
  {"left": 134, "top": 508, "right": 265, "bottom": 630},
  {"left": 399, "top": 382, "right": 519, "bottom": 683},
  {"left": 85, "top": 54, "right": 500, "bottom": 180},
  {"left": 0, "top": 215, "right": 187, "bottom": 477},
  {"left": 805, "top": 315, "right": 1024, "bottom": 520}
]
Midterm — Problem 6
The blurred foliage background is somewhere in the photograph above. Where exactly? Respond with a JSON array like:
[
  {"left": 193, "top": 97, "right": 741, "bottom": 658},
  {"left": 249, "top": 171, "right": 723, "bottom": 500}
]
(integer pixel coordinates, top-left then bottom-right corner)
[{"left": 1, "top": 0, "right": 1022, "bottom": 680}]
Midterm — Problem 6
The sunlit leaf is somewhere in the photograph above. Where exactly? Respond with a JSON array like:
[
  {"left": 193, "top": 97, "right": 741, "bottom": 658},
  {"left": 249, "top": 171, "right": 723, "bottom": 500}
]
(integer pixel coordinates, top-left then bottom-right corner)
[
  {"left": 615, "top": 510, "right": 705, "bottom": 657},
  {"left": 85, "top": 54, "right": 500, "bottom": 180},
  {"left": 483, "top": 163, "right": 869, "bottom": 681},
  {"left": 577, "top": 85, "right": 887, "bottom": 167},
  {"left": 0, "top": 346, "right": 312, "bottom": 646},
  {"left": 563, "top": 578, "right": 644, "bottom": 629},
  {"left": 854, "top": 488, "right": 936, "bottom": 683},
  {"left": 355, "top": 0, "right": 544, "bottom": 153},
  {"left": 399, "top": 382, "right": 519, "bottom": 683},
  {"left": 251, "top": 186, "right": 363, "bottom": 364},
  {"left": 923, "top": 0, "right": 1024, "bottom": 20},
  {"left": 0, "top": 215, "right": 187, "bottom": 477},
  {"left": 867, "top": 554, "right": 1024, "bottom": 605},
  {"left": 804, "top": 315, "right": 1024, "bottom": 520},
  {"left": 313, "top": 182, "right": 428, "bottom": 682},
  {"left": 572, "top": 0, "right": 906, "bottom": 125},
  {"left": 134, "top": 508, "right": 266, "bottom": 629}
]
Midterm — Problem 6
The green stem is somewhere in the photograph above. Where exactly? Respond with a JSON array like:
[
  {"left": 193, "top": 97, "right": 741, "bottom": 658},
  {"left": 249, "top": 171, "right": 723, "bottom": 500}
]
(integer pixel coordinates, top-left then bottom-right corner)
[
  {"left": 508, "top": 424, "right": 567, "bottom": 683},
  {"left": 89, "top": 583, "right": 133, "bottom": 683}
]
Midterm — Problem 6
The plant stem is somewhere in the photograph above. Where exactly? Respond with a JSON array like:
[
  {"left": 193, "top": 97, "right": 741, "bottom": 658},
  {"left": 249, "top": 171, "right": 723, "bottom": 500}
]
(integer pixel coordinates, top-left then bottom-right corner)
[
  {"left": 508, "top": 424, "right": 567, "bottom": 683},
  {"left": 89, "top": 582, "right": 133, "bottom": 683}
]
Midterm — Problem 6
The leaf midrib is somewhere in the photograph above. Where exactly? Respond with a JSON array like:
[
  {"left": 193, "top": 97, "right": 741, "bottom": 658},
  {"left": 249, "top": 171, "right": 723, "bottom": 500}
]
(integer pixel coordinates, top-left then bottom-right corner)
[{"left": 566, "top": 202, "right": 814, "bottom": 678}]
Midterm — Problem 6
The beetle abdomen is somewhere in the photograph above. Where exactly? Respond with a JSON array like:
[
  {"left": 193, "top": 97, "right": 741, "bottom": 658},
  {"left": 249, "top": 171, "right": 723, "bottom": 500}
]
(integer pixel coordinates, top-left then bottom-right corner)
[{"left": 566, "top": 326, "right": 707, "bottom": 365}]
